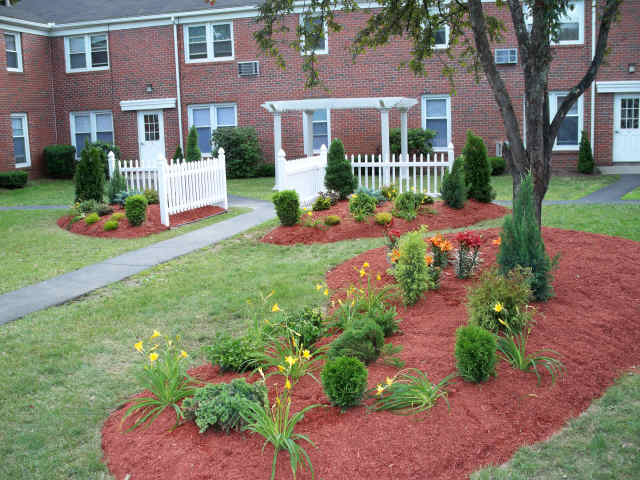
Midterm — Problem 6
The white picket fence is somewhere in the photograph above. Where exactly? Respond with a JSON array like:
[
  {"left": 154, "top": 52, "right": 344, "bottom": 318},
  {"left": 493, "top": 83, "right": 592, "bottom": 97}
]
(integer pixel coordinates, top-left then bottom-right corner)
[
  {"left": 275, "top": 142, "right": 454, "bottom": 205},
  {"left": 108, "top": 148, "right": 228, "bottom": 227}
]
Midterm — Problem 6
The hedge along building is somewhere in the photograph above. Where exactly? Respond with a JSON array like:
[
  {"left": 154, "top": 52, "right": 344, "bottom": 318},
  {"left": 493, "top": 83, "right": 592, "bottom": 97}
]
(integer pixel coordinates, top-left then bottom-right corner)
[{"left": 1, "top": 0, "right": 639, "bottom": 178}]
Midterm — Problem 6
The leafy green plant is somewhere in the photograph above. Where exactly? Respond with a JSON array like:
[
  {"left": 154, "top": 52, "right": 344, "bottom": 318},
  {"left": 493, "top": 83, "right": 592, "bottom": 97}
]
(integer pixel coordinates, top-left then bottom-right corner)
[
  {"left": 440, "top": 156, "right": 467, "bottom": 209},
  {"left": 125, "top": 194, "right": 148, "bottom": 226},
  {"left": 121, "top": 330, "right": 196, "bottom": 430},
  {"left": 321, "top": 356, "right": 368, "bottom": 409},
  {"left": 185, "top": 125, "right": 202, "bottom": 162},
  {"left": 328, "top": 319, "right": 384, "bottom": 364},
  {"left": 44, "top": 144, "right": 76, "bottom": 179},
  {"left": 355, "top": 186, "right": 386, "bottom": 205},
  {"left": 253, "top": 162, "right": 275, "bottom": 177},
  {"left": 312, "top": 194, "right": 332, "bottom": 211},
  {"left": 375, "top": 211, "right": 393, "bottom": 226},
  {"left": 489, "top": 156, "right": 506, "bottom": 175},
  {"left": 578, "top": 130, "right": 594, "bottom": 174},
  {"left": 462, "top": 130, "right": 495, "bottom": 202},
  {"left": 349, "top": 191, "right": 377, "bottom": 222},
  {"left": 0, "top": 171, "right": 28, "bottom": 189},
  {"left": 143, "top": 188, "right": 159, "bottom": 204},
  {"left": 106, "top": 161, "right": 127, "bottom": 204},
  {"left": 368, "top": 369, "right": 452, "bottom": 415},
  {"left": 276, "top": 307, "right": 327, "bottom": 349},
  {"left": 84, "top": 212, "right": 99, "bottom": 225},
  {"left": 392, "top": 191, "right": 425, "bottom": 221},
  {"left": 380, "top": 342, "right": 405, "bottom": 368},
  {"left": 203, "top": 332, "right": 262, "bottom": 373},
  {"left": 272, "top": 190, "right": 300, "bottom": 226},
  {"left": 496, "top": 324, "right": 565, "bottom": 385},
  {"left": 97, "top": 204, "right": 113, "bottom": 217},
  {"left": 323, "top": 214, "right": 341, "bottom": 226},
  {"left": 212, "top": 126, "right": 263, "bottom": 179},
  {"left": 254, "top": 336, "right": 324, "bottom": 383},
  {"left": 103, "top": 219, "right": 118, "bottom": 231},
  {"left": 389, "top": 127, "right": 435, "bottom": 156},
  {"left": 455, "top": 324, "right": 497, "bottom": 383},
  {"left": 381, "top": 185, "right": 398, "bottom": 201},
  {"left": 497, "top": 173, "right": 557, "bottom": 301},
  {"left": 467, "top": 266, "right": 533, "bottom": 334},
  {"left": 76, "top": 199, "right": 100, "bottom": 214},
  {"left": 172, "top": 145, "right": 184, "bottom": 161},
  {"left": 111, "top": 212, "right": 125, "bottom": 222},
  {"left": 182, "top": 378, "right": 267, "bottom": 433},
  {"left": 74, "top": 144, "right": 105, "bottom": 203},
  {"left": 324, "top": 138, "right": 356, "bottom": 199},
  {"left": 392, "top": 231, "right": 433, "bottom": 306}
]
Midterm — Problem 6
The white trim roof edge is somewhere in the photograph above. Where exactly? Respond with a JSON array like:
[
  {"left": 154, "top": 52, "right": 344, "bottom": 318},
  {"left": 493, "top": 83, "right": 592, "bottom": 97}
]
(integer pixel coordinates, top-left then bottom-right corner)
[
  {"left": 596, "top": 81, "right": 640, "bottom": 93},
  {"left": 120, "top": 98, "right": 177, "bottom": 111}
]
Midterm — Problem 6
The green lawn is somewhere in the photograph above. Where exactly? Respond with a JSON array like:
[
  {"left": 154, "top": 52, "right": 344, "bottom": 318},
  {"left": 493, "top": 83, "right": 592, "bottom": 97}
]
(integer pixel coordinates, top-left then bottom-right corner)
[
  {"left": 622, "top": 186, "right": 640, "bottom": 200},
  {"left": 491, "top": 174, "right": 619, "bottom": 201},
  {"left": 227, "top": 177, "right": 275, "bottom": 201},
  {"left": 0, "top": 207, "right": 249, "bottom": 294},
  {"left": 0, "top": 179, "right": 75, "bottom": 206}
]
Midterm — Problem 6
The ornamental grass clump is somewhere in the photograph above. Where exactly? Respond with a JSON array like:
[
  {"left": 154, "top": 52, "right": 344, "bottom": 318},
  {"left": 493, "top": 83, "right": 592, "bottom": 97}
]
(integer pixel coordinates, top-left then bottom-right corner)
[
  {"left": 122, "top": 330, "right": 196, "bottom": 430},
  {"left": 272, "top": 190, "right": 300, "bottom": 226},
  {"left": 321, "top": 356, "right": 368, "bottom": 409},
  {"left": 455, "top": 324, "right": 497, "bottom": 383},
  {"left": 368, "top": 369, "right": 453, "bottom": 415},
  {"left": 454, "top": 231, "right": 482, "bottom": 279},
  {"left": 349, "top": 192, "right": 377, "bottom": 222},
  {"left": 393, "top": 231, "right": 433, "bottom": 305}
]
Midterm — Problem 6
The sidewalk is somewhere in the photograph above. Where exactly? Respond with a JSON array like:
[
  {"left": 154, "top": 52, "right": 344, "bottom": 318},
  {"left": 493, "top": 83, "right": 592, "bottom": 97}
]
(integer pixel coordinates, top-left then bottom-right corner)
[{"left": 0, "top": 195, "right": 275, "bottom": 325}]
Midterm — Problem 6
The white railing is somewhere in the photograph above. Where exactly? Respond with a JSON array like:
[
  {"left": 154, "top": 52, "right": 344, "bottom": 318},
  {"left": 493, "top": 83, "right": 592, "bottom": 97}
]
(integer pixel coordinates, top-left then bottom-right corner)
[
  {"left": 276, "top": 145, "right": 327, "bottom": 206},
  {"left": 108, "top": 149, "right": 228, "bottom": 227},
  {"left": 275, "top": 142, "right": 454, "bottom": 203}
]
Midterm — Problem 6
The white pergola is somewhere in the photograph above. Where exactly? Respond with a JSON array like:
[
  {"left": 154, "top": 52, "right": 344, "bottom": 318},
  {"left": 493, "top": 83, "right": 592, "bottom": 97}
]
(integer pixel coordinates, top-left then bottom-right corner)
[{"left": 262, "top": 97, "right": 418, "bottom": 189}]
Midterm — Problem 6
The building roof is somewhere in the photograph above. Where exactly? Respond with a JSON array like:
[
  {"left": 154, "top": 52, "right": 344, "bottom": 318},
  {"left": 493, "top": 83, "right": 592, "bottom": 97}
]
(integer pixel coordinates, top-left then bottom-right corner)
[
  {"left": 0, "top": 0, "right": 260, "bottom": 26},
  {"left": 262, "top": 97, "right": 419, "bottom": 112}
]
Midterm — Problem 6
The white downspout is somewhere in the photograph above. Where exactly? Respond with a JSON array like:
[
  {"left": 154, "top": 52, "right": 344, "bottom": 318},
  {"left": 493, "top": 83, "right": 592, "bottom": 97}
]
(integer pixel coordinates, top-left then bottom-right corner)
[
  {"left": 172, "top": 16, "right": 184, "bottom": 152},
  {"left": 590, "top": 0, "right": 596, "bottom": 146}
]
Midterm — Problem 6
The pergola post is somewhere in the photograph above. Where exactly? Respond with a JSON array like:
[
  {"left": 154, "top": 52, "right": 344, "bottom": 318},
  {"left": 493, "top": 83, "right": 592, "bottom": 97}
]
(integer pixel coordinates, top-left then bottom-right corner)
[
  {"left": 303, "top": 110, "right": 314, "bottom": 157},
  {"left": 273, "top": 112, "right": 282, "bottom": 190},
  {"left": 400, "top": 108, "right": 409, "bottom": 184},
  {"left": 380, "top": 108, "right": 391, "bottom": 186}
]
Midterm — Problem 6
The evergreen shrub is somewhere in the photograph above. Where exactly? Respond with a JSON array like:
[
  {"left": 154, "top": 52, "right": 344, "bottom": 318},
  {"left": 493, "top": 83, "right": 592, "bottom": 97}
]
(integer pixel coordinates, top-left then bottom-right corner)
[
  {"left": 0, "top": 171, "right": 28, "bottom": 188},
  {"left": 212, "top": 127, "right": 263, "bottom": 178},
  {"left": 392, "top": 231, "right": 432, "bottom": 306},
  {"left": 44, "top": 144, "right": 76, "bottom": 178},
  {"left": 324, "top": 139, "right": 356, "bottom": 199},
  {"left": 455, "top": 324, "right": 497, "bottom": 383},
  {"left": 186, "top": 126, "right": 202, "bottom": 162},
  {"left": 125, "top": 194, "right": 148, "bottom": 226},
  {"left": 74, "top": 145, "right": 105, "bottom": 203},
  {"left": 462, "top": 131, "right": 495, "bottom": 202},
  {"left": 321, "top": 356, "right": 368, "bottom": 409},
  {"left": 272, "top": 190, "right": 300, "bottom": 226},
  {"left": 328, "top": 320, "right": 384, "bottom": 364},
  {"left": 577, "top": 130, "right": 594, "bottom": 174}
]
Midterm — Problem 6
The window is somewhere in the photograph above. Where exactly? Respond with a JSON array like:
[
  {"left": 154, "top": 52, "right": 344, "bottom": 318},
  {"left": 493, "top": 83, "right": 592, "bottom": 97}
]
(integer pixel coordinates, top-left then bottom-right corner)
[
  {"left": 433, "top": 25, "right": 449, "bottom": 49},
  {"left": 524, "top": 1, "right": 584, "bottom": 45},
  {"left": 70, "top": 111, "right": 114, "bottom": 157},
  {"left": 11, "top": 113, "right": 30, "bottom": 167},
  {"left": 64, "top": 34, "right": 109, "bottom": 72},
  {"left": 187, "top": 103, "right": 237, "bottom": 154},
  {"left": 550, "top": 92, "right": 583, "bottom": 149},
  {"left": 422, "top": 95, "right": 451, "bottom": 149},
  {"left": 300, "top": 16, "right": 328, "bottom": 55},
  {"left": 620, "top": 98, "right": 640, "bottom": 130},
  {"left": 303, "top": 109, "right": 330, "bottom": 152},
  {"left": 185, "top": 23, "right": 234, "bottom": 63},
  {"left": 4, "top": 32, "right": 22, "bottom": 72}
]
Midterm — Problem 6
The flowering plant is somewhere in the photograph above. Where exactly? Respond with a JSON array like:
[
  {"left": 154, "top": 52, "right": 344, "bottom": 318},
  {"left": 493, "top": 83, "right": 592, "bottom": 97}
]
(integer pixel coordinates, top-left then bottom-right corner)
[
  {"left": 384, "top": 228, "right": 402, "bottom": 251},
  {"left": 122, "top": 330, "right": 196, "bottom": 431},
  {"left": 429, "top": 234, "right": 453, "bottom": 269},
  {"left": 453, "top": 231, "right": 482, "bottom": 279},
  {"left": 300, "top": 207, "right": 326, "bottom": 229}
]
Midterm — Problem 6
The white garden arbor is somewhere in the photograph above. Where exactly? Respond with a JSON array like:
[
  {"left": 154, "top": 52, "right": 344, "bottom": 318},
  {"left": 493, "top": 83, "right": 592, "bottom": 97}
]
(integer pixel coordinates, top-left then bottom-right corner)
[{"left": 262, "top": 97, "right": 418, "bottom": 189}]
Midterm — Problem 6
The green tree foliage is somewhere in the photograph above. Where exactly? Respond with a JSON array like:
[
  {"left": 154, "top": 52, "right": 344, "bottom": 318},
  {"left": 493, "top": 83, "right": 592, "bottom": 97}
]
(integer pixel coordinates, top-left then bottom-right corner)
[
  {"left": 462, "top": 131, "right": 494, "bottom": 202},
  {"left": 106, "top": 161, "right": 127, "bottom": 204},
  {"left": 577, "top": 131, "right": 594, "bottom": 174},
  {"left": 74, "top": 145, "right": 105, "bottom": 203},
  {"left": 389, "top": 128, "right": 435, "bottom": 156},
  {"left": 324, "top": 138, "right": 356, "bottom": 199},
  {"left": 173, "top": 145, "right": 184, "bottom": 161},
  {"left": 212, "top": 127, "right": 263, "bottom": 178},
  {"left": 497, "top": 173, "right": 555, "bottom": 301},
  {"left": 392, "top": 231, "right": 433, "bottom": 305},
  {"left": 186, "top": 126, "right": 202, "bottom": 162},
  {"left": 44, "top": 145, "right": 76, "bottom": 179},
  {"left": 440, "top": 156, "right": 467, "bottom": 209}
]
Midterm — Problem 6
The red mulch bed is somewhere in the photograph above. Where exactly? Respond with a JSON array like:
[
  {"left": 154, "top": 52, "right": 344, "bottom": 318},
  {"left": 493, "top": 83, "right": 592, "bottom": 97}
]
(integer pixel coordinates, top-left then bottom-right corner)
[
  {"left": 57, "top": 205, "right": 225, "bottom": 238},
  {"left": 101, "top": 227, "right": 640, "bottom": 480},
  {"left": 261, "top": 199, "right": 509, "bottom": 245}
]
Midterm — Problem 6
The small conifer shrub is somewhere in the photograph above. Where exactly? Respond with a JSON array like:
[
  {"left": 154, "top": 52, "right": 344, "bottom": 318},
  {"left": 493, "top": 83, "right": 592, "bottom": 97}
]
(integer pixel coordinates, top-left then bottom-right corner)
[
  {"left": 392, "top": 231, "right": 433, "bottom": 305},
  {"left": 455, "top": 324, "right": 497, "bottom": 383},
  {"left": 328, "top": 320, "right": 384, "bottom": 364},
  {"left": 272, "top": 190, "right": 300, "bottom": 226},
  {"left": 577, "top": 130, "right": 594, "bottom": 174},
  {"left": 321, "top": 356, "right": 368, "bottom": 409},
  {"left": 103, "top": 219, "right": 119, "bottom": 231},
  {"left": 185, "top": 126, "right": 202, "bottom": 162},
  {"left": 462, "top": 131, "right": 495, "bottom": 202},
  {"left": 324, "top": 139, "right": 356, "bottom": 199},
  {"left": 440, "top": 156, "right": 467, "bottom": 209},
  {"left": 125, "top": 194, "right": 148, "bottom": 226},
  {"left": 74, "top": 145, "right": 105, "bottom": 203}
]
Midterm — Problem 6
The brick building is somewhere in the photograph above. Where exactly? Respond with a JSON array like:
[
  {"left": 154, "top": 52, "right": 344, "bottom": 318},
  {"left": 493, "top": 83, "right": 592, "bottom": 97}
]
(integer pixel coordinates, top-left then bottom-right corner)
[{"left": 1, "top": 0, "right": 638, "bottom": 177}]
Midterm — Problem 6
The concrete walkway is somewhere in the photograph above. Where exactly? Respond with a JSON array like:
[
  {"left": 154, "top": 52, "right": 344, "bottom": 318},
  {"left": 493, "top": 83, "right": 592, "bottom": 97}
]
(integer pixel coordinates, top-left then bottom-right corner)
[
  {"left": 0, "top": 204, "right": 68, "bottom": 210},
  {"left": 0, "top": 195, "right": 275, "bottom": 325}
]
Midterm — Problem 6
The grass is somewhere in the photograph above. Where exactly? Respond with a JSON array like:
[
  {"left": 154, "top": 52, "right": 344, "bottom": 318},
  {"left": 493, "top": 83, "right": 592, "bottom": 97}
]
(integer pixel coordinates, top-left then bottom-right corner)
[
  {"left": 0, "top": 179, "right": 75, "bottom": 206},
  {"left": 491, "top": 174, "right": 619, "bottom": 201},
  {"left": 541, "top": 204, "right": 640, "bottom": 241},
  {"left": 0, "top": 207, "right": 249, "bottom": 294},
  {"left": 472, "top": 370, "right": 640, "bottom": 480},
  {"left": 622, "top": 186, "right": 640, "bottom": 200},
  {"left": 227, "top": 177, "right": 275, "bottom": 201}
]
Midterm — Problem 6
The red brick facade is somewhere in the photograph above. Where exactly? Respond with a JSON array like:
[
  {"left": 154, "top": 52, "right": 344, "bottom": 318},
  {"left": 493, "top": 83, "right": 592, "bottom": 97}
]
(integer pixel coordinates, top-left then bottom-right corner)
[{"left": 1, "top": 1, "right": 639, "bottom": 177}]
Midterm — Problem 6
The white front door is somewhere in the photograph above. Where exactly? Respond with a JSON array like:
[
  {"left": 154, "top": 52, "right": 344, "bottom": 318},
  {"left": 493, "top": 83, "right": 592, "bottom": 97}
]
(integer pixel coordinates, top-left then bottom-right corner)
[
  {"left": 613, "top": 94, "right": 640, "bottom": 162},
  {"left": 137, "top": 110, "right": 165, "bottom": 165}
]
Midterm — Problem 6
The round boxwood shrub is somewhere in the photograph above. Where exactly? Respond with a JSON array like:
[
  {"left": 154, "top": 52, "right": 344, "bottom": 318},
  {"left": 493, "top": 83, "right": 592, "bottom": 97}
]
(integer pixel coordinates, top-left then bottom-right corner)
[
  {"left": 489, "top": 156, "right": 506, "bottom": 176},
  {"left": 272, "top": 190, "right": 300, "bottom": 226},
  {"left": 103, "top": 219, "right": 119, "bottom": 231},
  {"left": 324, "top": 214, "right": 341, "bottom": 226},
  {"left": 84, "top": 212, "right": 99, "bottom": 225},
  {"left": 44, "top": 144, "right": 76, "bottom": 179},
  {"left": 111, "top": 212, "right": 125, "bottom": 222},
  {"left": 321, "top": 356, "right": 368, "bottom": 409},
  {"left": 328, "top": 320, "right": 384, "bottom": 364},
  {"left": 125, "top": 194, "right": 148, "bottom": 226},
  {"left": 375, "top": 212, "right": 393, "bottom": 226},
  {"left": 143, "top": 188, "right": 159, "bottom": 204},
  {"left": 455, "top": 324, "right": 497, "bottom": 383}
]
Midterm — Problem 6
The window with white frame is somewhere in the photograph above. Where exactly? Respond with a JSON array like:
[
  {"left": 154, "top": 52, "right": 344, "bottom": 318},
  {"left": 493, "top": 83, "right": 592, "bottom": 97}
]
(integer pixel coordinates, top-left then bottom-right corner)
[
  {"left": 422, "top": 95, "right": 451, "bottom": 149},
  {"left": 188, "top": 103, "right": 237, "bottom": 154},
  {"left": 550, "top": 92, "right": 583, "bottom": 149},
  {"left": 525, "top": 1, "right": 584, "bottom": 45},
  {"left": 300, "top": 16, "right": 328, "bottom": 55},
  {"left": 4, "top": 32, "right": 22, "bottom": 72},
  {"left": 65, "top": 33, "right": 109, "bottom": 72},
  {"left": 433, "top": 25, "right": 449, "bottom": 49},
  {"left": 70, "top": 111, "right": 114, "bottom": 157},
  {"left": 11, "top": 113, "right": 30, "bottom": 167},
  {"left": 306, "top": 109, "right": 330, "bottom": 151},
  {"left": 185, "top": 23, "right": 233, "bottom": 62}
]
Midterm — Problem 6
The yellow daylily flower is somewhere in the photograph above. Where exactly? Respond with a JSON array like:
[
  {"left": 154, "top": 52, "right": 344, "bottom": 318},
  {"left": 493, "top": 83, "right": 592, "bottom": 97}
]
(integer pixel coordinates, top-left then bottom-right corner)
[
  {"left": 180, "top": 350, "right": 188, "bottom": 358},
  {"left": 149, "top": 352, "right": 159, "bottom": 362},
  {"left": 498, "top": 318, "right": 508, "bottom": 327},
  {"left": 376, "top": 274, "right": 382, "bottom": 281},
  {"left": 385, "top": 377, "right": 394, "bottom": 386},
  {"left": 150, "top": 330, "right": 161, "bottom": 339},
  {"left": 324, "top": 288, "right": 329, "bottom": 296},
  {"left": 363, "top": 262, "right": 370, "bottom": 268},
  {"left": 494, "top": 302, "right": 503, "bottom": 313},
  {"left": 307, "top": 211, "right": 312, "bottom": 216},
  {"left": 359, "top": 268, "right": 366, "bottom": 278},
  {"left": 285, "top": 355, "right": 297, "bottom": 367},
  {"left": 276, "top": 396, "right": 281, "bottom": 405},
  {"left": 285, "top": 378, "right": 292, "bottom": 390},
  {"left": 134, "top": 341, "right": 143, "bottom": 352},
  {"left": 316, "top": 283, "right": 322, "bottom": 291},
  {"left": 277, "top": 365, "right": 285, "bottom": 372},
  {"left": 302, "top": 349, "right": 311, "bottom": 360},
  {"left": 271, "top": 303, "right": 281, "bottom": 312},
  {"left": 376, "top": 384, "right": 384, "bottom": 396}
]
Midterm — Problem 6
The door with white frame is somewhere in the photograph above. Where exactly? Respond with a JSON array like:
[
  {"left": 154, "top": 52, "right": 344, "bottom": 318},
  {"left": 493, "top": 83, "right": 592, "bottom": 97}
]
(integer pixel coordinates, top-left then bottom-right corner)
[
  {"left": 137, "top": 110, "right": 165, "bottom": 166},
  {"left": 613, "top": 94, "right": 640, "bottom": 162}
]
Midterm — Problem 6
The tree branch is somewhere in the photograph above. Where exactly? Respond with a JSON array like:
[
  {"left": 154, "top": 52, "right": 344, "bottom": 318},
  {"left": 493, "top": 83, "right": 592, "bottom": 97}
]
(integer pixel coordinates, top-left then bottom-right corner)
[{"left": 506, "top": 0, "right": 529, "bottom": 66}]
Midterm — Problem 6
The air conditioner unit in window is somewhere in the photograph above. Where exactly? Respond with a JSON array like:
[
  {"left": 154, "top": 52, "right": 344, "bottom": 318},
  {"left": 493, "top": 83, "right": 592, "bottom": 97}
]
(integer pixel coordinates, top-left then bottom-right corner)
[
  {"left": 496, "top": 142, "right": 503, "bottom": 157},
  {"left": 238, "top": 61, "right": 259, "bottom": 76},
  {"left": 495, "top": 48, "right": 518, "bottom": 65}
]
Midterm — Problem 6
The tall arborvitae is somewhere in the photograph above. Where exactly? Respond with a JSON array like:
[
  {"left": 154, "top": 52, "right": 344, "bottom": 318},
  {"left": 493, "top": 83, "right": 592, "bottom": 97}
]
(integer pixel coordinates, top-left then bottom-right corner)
[{"left": 462, "top": 130, "right": 495, "bottom": 202}]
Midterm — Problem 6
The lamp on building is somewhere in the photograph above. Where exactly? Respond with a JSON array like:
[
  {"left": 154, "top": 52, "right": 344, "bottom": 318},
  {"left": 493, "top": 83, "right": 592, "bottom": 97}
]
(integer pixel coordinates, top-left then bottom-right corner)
[
  {"left": 629, "top": 64, "right": 637, "bottom": 74},
  {"left": 145, "top": 83, "right": 153, "bottom": 94}
]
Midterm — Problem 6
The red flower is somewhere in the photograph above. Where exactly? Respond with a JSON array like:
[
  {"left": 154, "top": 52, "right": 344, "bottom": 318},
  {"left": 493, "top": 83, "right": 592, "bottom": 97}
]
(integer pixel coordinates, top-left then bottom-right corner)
[{"left": 455, "top": 231, "right": 482, "bottom": 249}]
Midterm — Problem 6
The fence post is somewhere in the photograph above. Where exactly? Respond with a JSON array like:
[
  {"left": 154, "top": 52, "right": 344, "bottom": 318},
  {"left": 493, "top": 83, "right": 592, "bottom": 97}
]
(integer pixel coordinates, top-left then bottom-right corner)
[
  {"left": 218, "top": 147, "right": 228, "bottom": 210},
  {"left": 319, "top": 144, "right": 327, "bottom": 193},
  {"left": 107, "top": 151, "right": 115, "bottom": 179},
  {"left": 156, "top": 154, "right": 170, "bottom": 227},
  {"left": 276, "top": 149, "right": 286, "bottom": 191},
  {"left": 447, "top": 142, "right": 455, "bottom": 172}
]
